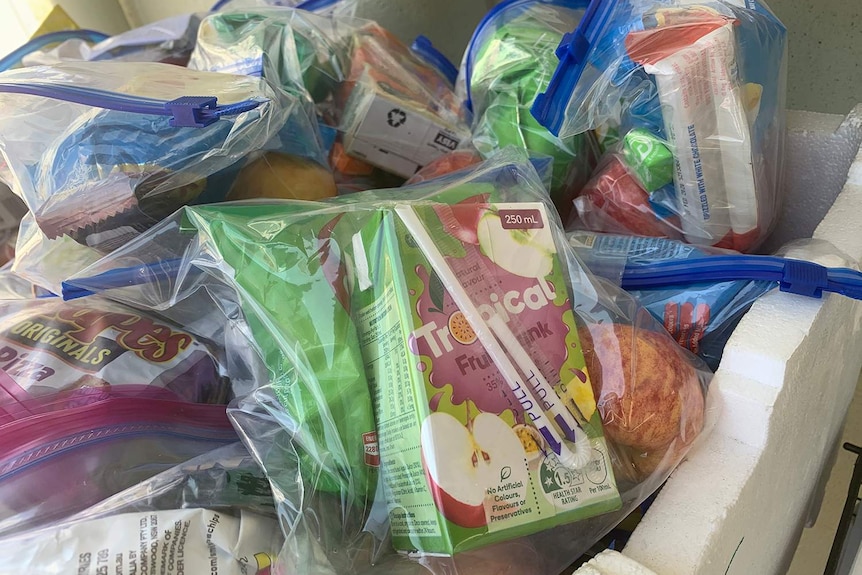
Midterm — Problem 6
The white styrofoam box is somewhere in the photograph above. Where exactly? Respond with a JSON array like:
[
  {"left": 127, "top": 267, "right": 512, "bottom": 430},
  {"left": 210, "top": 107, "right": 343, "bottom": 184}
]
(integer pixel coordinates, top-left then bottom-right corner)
[
  {"left": 585, "top": 109, "right": 862, "bottom": 575},
  {"left": 577, "top": 551, "right": 659, "bottom": 575}
]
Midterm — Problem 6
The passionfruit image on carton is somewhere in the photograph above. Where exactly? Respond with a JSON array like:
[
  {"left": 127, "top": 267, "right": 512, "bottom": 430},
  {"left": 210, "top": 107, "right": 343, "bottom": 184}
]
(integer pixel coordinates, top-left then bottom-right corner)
[
  {"left": 448, "top": 310, "right": 477, "bottom": 345},
  {"left": 513, "top": 423, "right": 545, "bottom": 461}
]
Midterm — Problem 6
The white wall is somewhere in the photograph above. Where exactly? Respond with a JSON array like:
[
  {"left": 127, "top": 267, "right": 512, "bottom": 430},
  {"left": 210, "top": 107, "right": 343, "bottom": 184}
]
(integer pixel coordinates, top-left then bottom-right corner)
[{"left": 767, "top": 0, "right": 862, "bottom": 114}]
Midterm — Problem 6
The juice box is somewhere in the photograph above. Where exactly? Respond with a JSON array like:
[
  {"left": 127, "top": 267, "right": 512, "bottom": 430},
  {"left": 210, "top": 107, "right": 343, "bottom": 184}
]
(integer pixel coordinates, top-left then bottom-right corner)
[{"left": 350, "top": 198, "right": 620, "bottom": 555}]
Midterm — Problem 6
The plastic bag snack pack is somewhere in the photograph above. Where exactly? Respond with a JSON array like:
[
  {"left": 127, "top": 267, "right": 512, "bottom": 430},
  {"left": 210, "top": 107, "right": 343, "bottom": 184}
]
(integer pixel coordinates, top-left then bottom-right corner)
[
  {"left": 338, "top": 23, "right": 471, "bottom": 179},
  {"left": 0, "top": 61, "right": 328, "bottom": 255},
  {"left": 63, "top": 204, "right": 383, "bottom": 572},
  {"left": 533, "top": 0, "right": 787, "bottom": 251},
  {"left": 460, "top": 0, "right": 595, "bottom": 220},
  {"left": 65, "top": 151, "right": 709, "bottom": 573}
]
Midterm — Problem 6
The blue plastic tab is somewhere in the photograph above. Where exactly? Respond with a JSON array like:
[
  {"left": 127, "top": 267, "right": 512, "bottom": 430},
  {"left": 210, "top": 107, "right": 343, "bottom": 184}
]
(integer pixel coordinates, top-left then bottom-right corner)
[
  {"left": 779, "top": 259, "right": 829, "bottom": 298},
  {"left": 531, "top": 0, "right": 613, "bottom": 135},
  {"left": 166, "top": 96, "right": 219, "bottom": 128}
]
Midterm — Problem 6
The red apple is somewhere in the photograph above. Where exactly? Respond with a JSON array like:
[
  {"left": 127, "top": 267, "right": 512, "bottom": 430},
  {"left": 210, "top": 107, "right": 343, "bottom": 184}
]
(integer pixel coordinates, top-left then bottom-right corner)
[{"left": 420, "top": 412, "right": 527, "bottom": 529}]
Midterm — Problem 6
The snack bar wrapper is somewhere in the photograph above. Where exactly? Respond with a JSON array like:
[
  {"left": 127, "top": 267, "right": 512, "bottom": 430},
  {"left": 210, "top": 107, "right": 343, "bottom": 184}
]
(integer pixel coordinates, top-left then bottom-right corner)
[
  {"left": 0, "top": 295, "right": 229, "bottom": 417},
  {"left": 532, "top": 0, "right": 787, "bottom": 251},
  {"left": 65, "top": 149, "right": 711, "bottom": 574},
  {"left": 459, "top": 0, "right": 595, "bottom": 220}
]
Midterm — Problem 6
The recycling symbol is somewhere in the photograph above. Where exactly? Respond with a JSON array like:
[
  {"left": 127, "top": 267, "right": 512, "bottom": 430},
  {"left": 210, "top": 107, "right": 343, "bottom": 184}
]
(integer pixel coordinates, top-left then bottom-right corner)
[{"left": 387, "top": 108, "right": 407, "bottom": 128}]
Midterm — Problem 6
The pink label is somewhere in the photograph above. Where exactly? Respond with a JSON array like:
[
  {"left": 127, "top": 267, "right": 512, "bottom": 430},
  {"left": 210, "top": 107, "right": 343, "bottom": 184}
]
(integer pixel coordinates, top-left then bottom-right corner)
[
  {"left": 409, "top": 241, "right": 570, "bottom": 420},
  {"left": 498, "top": 209, "right": 544, "bottom": 230}
]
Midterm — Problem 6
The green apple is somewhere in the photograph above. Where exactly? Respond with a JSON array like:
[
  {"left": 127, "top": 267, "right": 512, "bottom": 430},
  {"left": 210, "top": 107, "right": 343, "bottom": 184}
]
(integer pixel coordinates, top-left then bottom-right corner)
[{"left": 477, "top": 212, "right": 555, "bottom": 278}]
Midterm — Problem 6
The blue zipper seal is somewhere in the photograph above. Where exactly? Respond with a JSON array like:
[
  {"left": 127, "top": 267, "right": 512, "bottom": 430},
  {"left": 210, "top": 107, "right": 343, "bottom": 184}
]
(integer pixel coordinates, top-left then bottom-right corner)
[
  {"left": 0, "top": 29, "right": 110, "bottom": 73},
  {"left": 530, "top": 0, "right": 613, "bottom": 135},
  {"left": 411, "top": 35, "right": 458, "bottom": 85},
  {"left": 463, "top": 0, "right": 590, "bottom": 114},
  {"left": 62, "top": 257, "right": 186, "bottom": 300},
  {"left": 0, "top": 83, "right": 265, "bottom": 127},
  {"left": 62, "top": 252, "right": 862, "bottom": 302},
  {"left": 620, "top": 255, "right": 862, "bottom": 301}
]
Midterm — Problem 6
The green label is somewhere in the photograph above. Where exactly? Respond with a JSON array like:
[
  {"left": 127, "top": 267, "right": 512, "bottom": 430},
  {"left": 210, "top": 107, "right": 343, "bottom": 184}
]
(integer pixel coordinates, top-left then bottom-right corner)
[{"left": 357, "top": 284, "right": 443, "bottom": 547}]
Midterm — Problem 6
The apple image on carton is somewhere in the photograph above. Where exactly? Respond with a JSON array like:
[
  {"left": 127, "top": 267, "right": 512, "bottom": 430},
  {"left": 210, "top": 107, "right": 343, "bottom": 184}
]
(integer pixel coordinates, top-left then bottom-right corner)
[
  {"left": 477, "top": 212, "right": 554, "bottom": 279},
  {"left": 433, "top": 195, "right": 491, "bottom": 246},
  {"left": 420, "top": 412, "right": 527, "bottom": 529}
]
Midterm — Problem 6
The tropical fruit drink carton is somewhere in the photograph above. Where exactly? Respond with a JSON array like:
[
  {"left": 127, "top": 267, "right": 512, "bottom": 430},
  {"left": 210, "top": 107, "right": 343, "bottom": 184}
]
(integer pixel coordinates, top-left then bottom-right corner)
[{"left": 351, "top": 198, "right": 620, "bottom": 555}]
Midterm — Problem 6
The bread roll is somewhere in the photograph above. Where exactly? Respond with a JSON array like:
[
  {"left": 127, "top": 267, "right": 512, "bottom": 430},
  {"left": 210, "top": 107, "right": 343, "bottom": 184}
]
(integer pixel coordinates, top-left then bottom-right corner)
[{"left": 579, "top": 323, "right": 705, "bottom": 452}]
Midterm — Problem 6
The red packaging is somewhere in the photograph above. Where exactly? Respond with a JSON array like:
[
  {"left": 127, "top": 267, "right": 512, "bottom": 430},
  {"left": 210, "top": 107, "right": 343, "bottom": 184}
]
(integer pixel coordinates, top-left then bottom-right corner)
[
  {"left": 405, "top": 150, "right": 482, "bottom": 185},
  {"left": 575, "top": 156, "right": 682, "bottom": 238}
]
